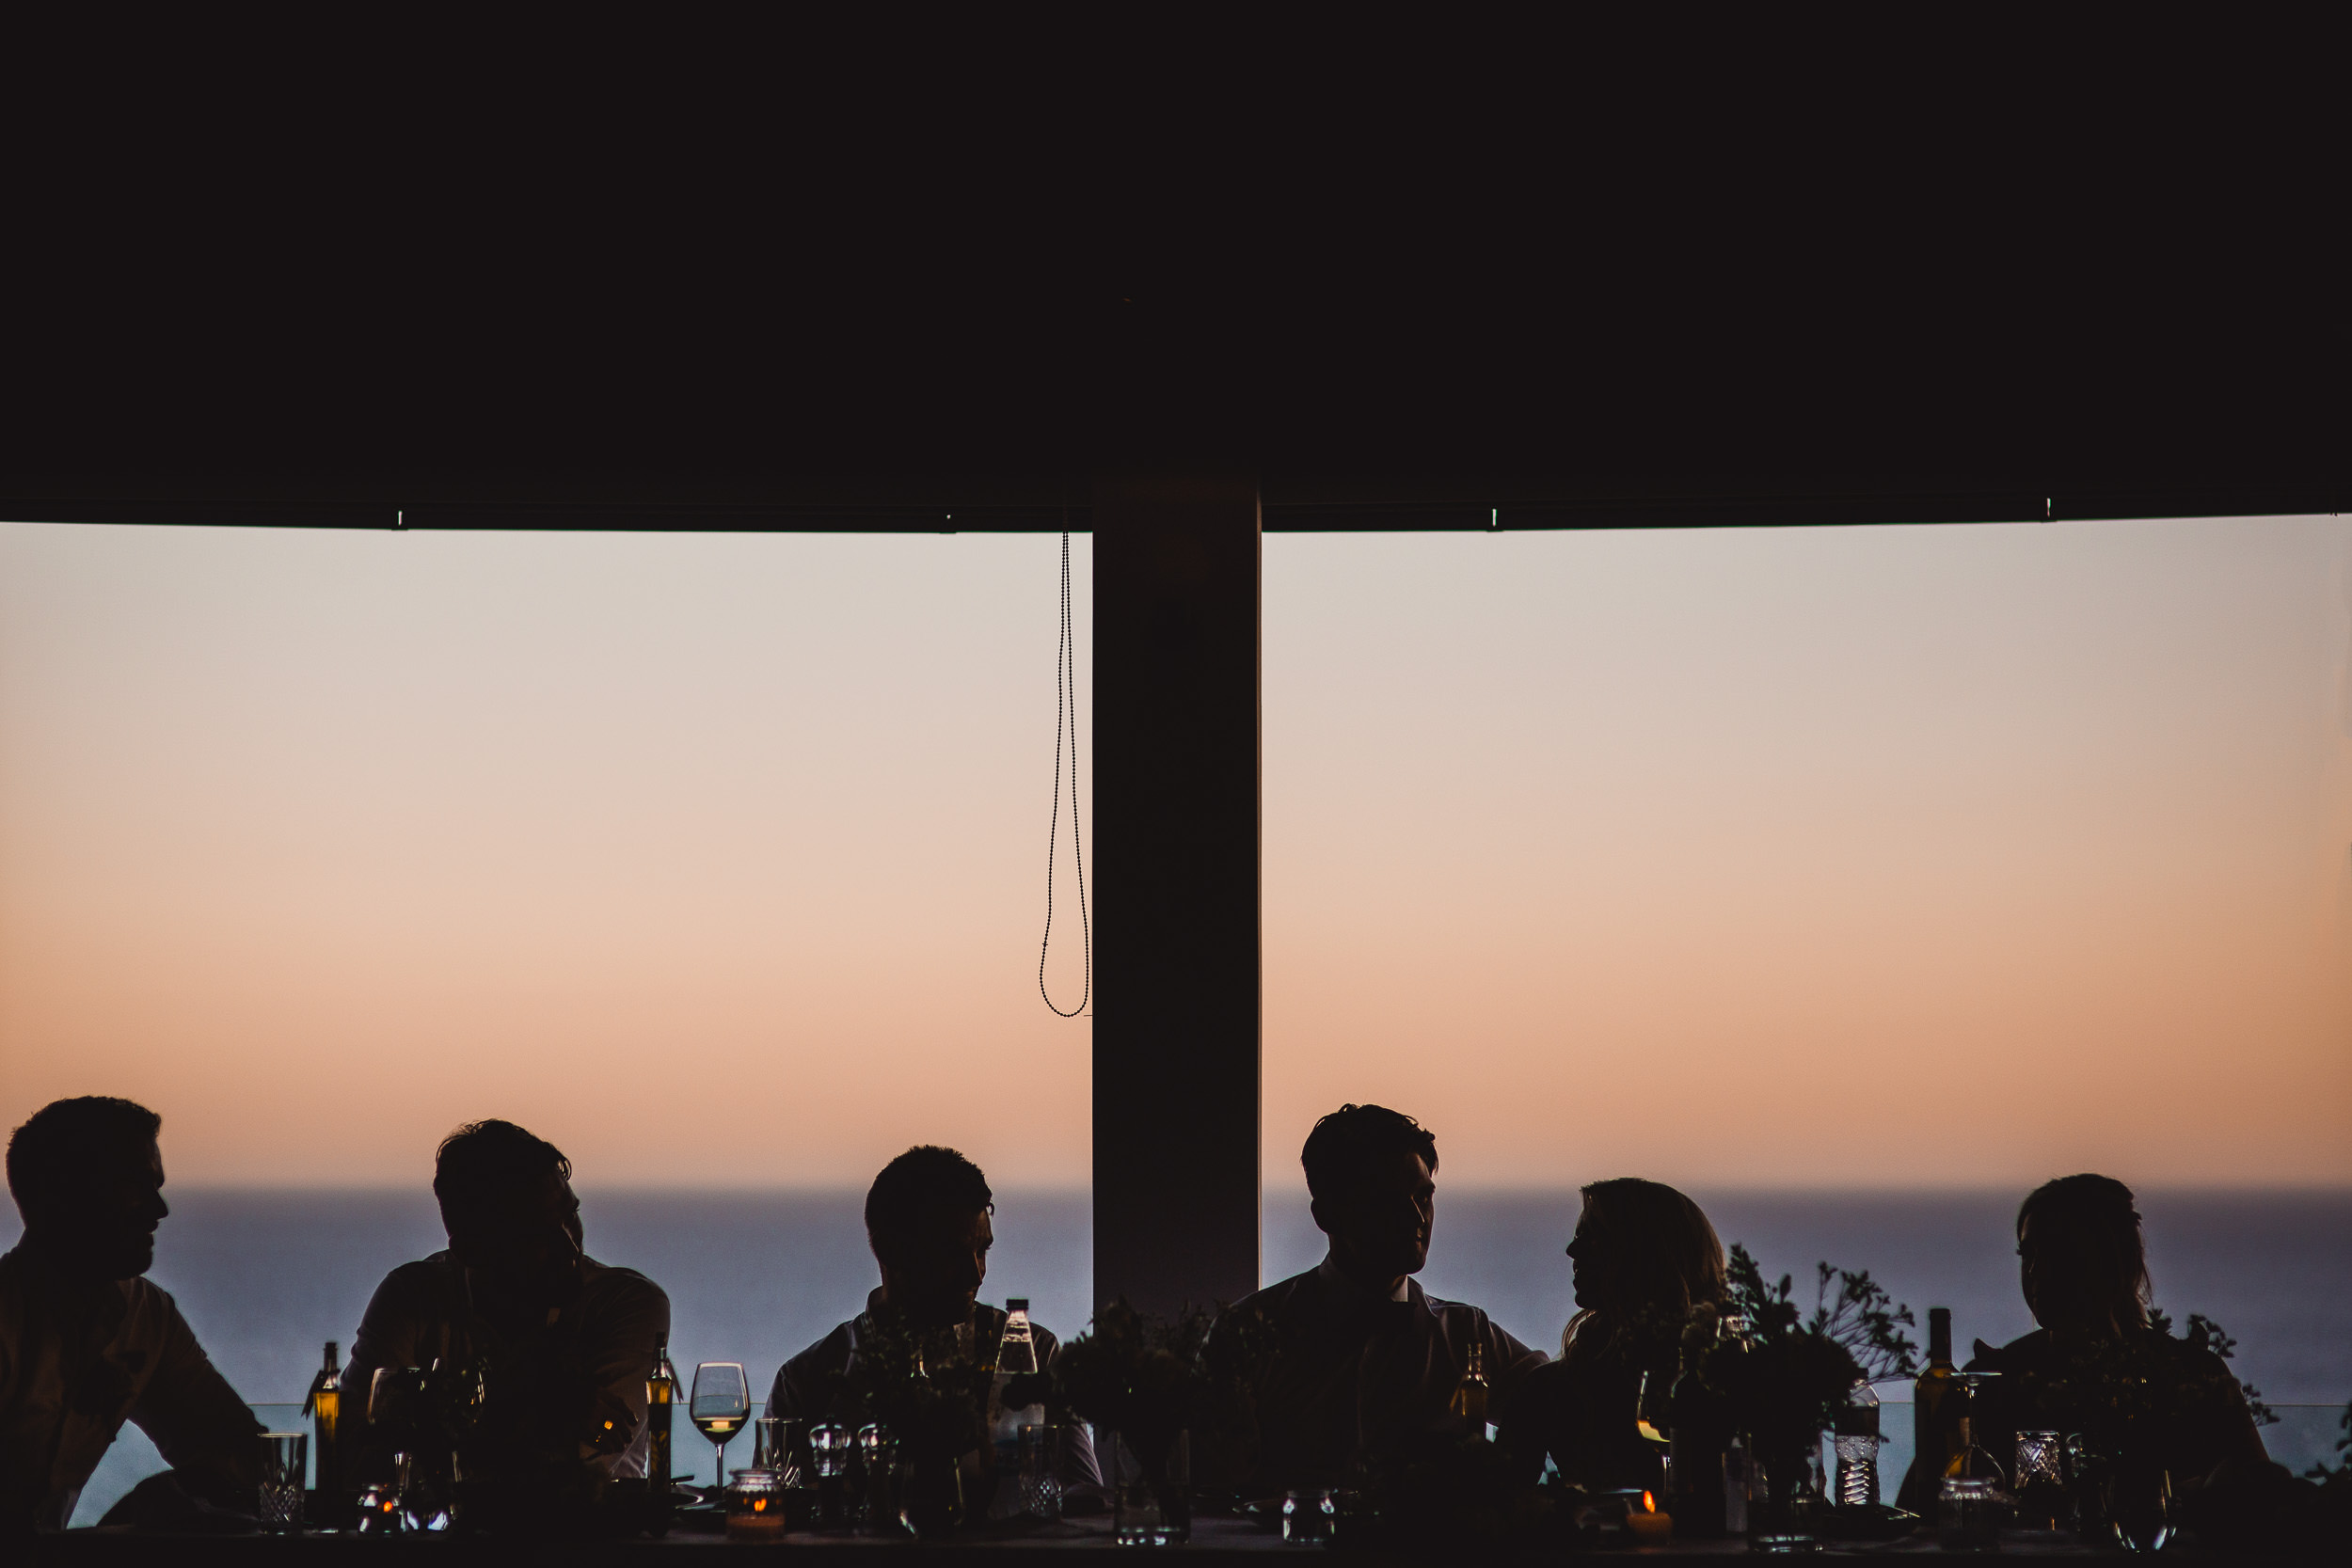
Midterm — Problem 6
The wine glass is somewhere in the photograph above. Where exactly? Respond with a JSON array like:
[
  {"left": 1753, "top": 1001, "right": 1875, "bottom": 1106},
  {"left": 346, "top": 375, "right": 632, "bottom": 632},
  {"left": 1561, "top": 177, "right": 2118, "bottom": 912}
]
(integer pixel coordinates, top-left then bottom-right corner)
[
  {"left": 368, "top": 1367, "right": 425, "bottom": 1523},
  {"left": 690, "top": 1362, "right": 752, "bottom": 1495}
]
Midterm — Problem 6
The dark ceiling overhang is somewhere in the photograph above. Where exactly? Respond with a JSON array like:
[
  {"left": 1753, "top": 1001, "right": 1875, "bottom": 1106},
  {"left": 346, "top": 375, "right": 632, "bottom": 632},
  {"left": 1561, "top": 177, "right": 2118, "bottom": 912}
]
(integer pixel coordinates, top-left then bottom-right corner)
[{"left": 4, "top": 36, "right": 2340, "bottom": 534}]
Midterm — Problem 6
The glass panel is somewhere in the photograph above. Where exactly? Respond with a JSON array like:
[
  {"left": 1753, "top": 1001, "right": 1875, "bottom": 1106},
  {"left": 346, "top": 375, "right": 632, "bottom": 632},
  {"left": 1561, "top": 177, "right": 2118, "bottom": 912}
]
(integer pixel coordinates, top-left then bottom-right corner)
[
  {"left": 1264, "top": 518, "right": 2352, "bottom": 1391},
  {"left": 0, "top": 524, "right": 1096, "bottom": 1525}
]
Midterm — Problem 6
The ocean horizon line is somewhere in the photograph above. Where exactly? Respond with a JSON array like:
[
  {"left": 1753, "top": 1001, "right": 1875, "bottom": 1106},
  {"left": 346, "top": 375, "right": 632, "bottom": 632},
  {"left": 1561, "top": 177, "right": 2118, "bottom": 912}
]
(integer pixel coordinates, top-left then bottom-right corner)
[{"left": 131, "top": 1180, "right": 2352, "bottom": 1197}]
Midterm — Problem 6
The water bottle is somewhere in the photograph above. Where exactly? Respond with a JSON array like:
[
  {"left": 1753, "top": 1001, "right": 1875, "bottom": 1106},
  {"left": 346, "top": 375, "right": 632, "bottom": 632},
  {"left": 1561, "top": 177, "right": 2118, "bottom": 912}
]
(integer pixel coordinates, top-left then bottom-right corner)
[
  {"left": 1835, "top": 1380, "right": 1881, "bottom": 1508},
  {"left": 988, "top": 1299, "right": 1045, "bottom": 1518}
]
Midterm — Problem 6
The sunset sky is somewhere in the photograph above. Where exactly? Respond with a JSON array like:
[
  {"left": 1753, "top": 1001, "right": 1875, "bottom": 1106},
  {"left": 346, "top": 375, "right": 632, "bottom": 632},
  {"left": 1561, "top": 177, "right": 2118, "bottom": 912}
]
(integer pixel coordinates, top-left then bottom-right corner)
[{"left": 3, "top": 515, "right": 2346, "bottom": 1194}]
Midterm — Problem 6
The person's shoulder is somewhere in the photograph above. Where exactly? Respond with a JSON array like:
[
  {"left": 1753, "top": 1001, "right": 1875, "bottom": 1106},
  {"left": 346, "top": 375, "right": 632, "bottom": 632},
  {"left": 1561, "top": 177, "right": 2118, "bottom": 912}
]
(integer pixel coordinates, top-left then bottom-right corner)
[
  {"left": 1425, "top": 1290, "right": 1540, "bottom": 1352},
  {"left": 117, "top": 1273, "right": 189, "bottom": 1332},
  {"left": 785, "top": 1318, "right": 858, "bottom": 1374},
  {"left": 1415, "top": 1285, "right": 1490, "bottom": 1328},
  {"left": 1228, "top": 1269, "right": 1317, "bottom": 1319},
  {"left": 379, "top": 1254, "right": 463, "bottom": 1288},
  {"left": 581, "top": 1259, "right": 668, "bottom": 1307},
  {"left": 2154, "top": 1330, "right": 2239, "bottom": 1385},
  {"left": 361, "top": 1254, "right": 465, "bottom": 1310},
  {"left": 1971, "top": 1328, "right": 2051, "bottom": 1372}
]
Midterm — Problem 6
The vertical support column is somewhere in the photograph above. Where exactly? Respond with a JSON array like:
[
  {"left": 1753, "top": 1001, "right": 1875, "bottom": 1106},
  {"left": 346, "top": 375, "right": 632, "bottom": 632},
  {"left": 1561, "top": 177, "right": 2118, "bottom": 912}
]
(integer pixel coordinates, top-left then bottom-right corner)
[{"left": 1091, "top": 471, "right": 1262, "bottom": 1319}]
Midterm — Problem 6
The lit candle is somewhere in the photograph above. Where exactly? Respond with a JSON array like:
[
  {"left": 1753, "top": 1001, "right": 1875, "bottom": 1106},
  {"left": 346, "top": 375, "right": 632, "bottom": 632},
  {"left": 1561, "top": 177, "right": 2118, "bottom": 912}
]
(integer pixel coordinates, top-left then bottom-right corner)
[
  {"left": 727, "top": 1491, "right": 786, "bottom": 1539},
  {"left": 727, "top": 1470, "right": 788, "bottom": 1539},
  {"left": 1626, "top": 1489, "right": 1674, "bottom": 1544}
]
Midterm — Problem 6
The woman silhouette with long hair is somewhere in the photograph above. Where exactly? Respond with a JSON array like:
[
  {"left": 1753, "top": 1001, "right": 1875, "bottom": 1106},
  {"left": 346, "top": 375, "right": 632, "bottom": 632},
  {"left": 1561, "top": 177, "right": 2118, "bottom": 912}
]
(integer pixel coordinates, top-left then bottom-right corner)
[
  {"left": 1501, "top": 1177, "right": 1727, "bottom": 1488},
  {"left": 1970, "top": 1175, "right": 2266, "bottom": 1493}
]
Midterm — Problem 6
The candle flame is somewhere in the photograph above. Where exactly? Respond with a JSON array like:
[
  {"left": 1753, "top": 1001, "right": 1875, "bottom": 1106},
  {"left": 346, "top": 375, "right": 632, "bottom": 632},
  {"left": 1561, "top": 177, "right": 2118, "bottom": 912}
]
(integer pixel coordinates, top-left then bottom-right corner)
[
  {"left": 1641, "top": 1490, "right": 1657, "bottom": 1513},
  {"left": 754, "top": 1498, "right": 768, "bottom": 1513}
]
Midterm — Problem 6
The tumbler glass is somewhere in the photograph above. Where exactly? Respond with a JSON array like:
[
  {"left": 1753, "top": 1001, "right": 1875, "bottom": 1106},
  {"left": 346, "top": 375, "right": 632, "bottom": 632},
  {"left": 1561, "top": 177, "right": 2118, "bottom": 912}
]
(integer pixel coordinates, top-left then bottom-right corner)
[
  {"left": 258, "top": 1432, "right": 307, "bottom": 1532},
  {"left": 1282, "top": 1486, "right": 1337, "bottom": 1546},
  {"left": 1019, "top": 1422, "right": 1062, "bottom": 1521},
  {"left": 2013, "top": 1431, "right": 2066, "bottom": 1529},
  {"left": 809, "top": 1420, "right": 850, "bottom": 1529},
  {"left": 754, "top": 1416, "right": 804, "bottom": 1482}
]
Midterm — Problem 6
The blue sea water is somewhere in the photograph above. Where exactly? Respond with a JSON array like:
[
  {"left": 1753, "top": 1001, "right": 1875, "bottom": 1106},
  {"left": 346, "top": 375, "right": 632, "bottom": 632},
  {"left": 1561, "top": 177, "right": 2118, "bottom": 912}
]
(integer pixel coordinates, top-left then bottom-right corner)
[{"left": 7, "top": 1187, "right": 2344, "bottom": 1524}]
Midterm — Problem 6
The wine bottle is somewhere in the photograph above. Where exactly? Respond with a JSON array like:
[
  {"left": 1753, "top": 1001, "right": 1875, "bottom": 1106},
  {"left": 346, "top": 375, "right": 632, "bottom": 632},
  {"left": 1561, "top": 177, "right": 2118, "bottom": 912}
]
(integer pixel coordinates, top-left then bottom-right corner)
[
  {"left": 1669, "top": 1309, "right": 1730, "bottom": 1535},
  {"left": 1448, "top": 1336, "right": 1491, "bottom": 1431},
  {"left": 304, "top": 1341, "right": 342, "bottom": 1521},
  {"left": 1897, "top": 1307, "right": 1958, "bottom": 1513},
  {"left": 646, "top": 1335, "right": 678, "bottom": 1527}
]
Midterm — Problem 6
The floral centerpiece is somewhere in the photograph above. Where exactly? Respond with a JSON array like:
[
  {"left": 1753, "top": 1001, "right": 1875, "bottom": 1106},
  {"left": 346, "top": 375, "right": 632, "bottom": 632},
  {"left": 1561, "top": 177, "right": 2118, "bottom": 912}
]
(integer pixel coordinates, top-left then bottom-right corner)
[
  {"left": 1690, "top": 1245, "right": 1918, "bottom": 1526},
  {"left": 1047, "top": 1300, "right": 1268, "bottom": 1539},
  {"left": 834, "top": 1311, "right": 992, "bottom": 1464}
]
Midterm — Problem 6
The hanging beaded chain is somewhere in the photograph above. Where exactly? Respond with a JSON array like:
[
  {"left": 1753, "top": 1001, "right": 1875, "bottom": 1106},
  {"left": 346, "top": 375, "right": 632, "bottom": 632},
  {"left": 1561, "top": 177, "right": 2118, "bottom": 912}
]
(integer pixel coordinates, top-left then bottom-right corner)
[{"left": 1041, "top": 528, "right": 1090, "bottom": 1018}]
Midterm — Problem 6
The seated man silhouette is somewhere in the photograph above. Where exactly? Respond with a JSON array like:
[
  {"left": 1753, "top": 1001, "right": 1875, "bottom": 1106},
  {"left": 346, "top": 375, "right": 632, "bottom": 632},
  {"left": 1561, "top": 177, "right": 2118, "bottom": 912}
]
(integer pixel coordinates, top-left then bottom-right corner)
[
  {"left": 1222, "top": 1104, "right": 1545, "bottom": 1492},
  {"left": 768, "top": 1145, "right": 1099, "bottom": 1509},
  {"left": 0, "top": 1097, "right": 261, "bottom": 1531},
  {"left": 346, "top": 1120, "right": 668, "bottom": 1490}
]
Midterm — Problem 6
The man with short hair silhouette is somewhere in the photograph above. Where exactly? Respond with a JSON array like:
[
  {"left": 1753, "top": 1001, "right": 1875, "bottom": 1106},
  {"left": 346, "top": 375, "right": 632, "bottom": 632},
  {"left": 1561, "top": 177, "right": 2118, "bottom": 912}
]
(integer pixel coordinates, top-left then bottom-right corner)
[
  {"left": 768, "top": 1145, "right": 1099, "bottom": 1507},
  {"left": 345, "top": 1120, "right": 668, "bottom": 1486},
  {"left": 0, "top": 1097, "right": 261, "bottom": 1530},
  {"left": 1221, "top": 1104, "right": 1545, "bottom": 1491}
]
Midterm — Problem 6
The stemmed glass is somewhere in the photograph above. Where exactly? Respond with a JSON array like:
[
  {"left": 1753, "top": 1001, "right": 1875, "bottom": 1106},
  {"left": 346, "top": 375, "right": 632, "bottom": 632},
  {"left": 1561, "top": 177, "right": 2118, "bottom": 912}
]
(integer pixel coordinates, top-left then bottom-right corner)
[
  {"left": 368, "top": 1367, "right": 423, "bottom": 1527},
  {"left": 690, "top": 1362, "right": 752, "bottom": 1495}
]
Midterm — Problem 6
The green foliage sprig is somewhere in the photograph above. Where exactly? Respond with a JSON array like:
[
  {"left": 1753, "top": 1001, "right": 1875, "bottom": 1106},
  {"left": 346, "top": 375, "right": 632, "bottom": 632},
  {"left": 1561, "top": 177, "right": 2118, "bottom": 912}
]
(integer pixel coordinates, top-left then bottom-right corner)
[
  {"left": 834, "top": 1311, "right": 990, "bottom": 1462},
  {"left": 2026, "top": 1303, "right": 2273, "bottom": 1466},
  {"left": 1693, "top": 1244, "right": 1918, "bottom": 1451},
  {"left": 2165, "top": 1308, "right": 2275, "bottom": 1427},
  {"left": 1049, "top": 1299, "right": 1271, "bottom": 1473},
  {"left": 2307, "top": 1402, "right": 2351, "bottom": 1486}
]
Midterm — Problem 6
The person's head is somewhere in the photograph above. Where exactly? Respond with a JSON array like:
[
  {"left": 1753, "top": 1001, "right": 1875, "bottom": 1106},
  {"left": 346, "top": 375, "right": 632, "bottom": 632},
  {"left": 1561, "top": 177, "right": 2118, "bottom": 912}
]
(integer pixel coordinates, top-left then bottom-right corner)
[
  {"left": 1302, "top": 1104, "right": 1438, "bottom": 1283},
  {"left": 6, "top": 1097, "right": 168, "bottom": 1282},
  {"left": 1565, "top": 1178, "right": 1726, "bottom": 1328},
  {"left": 866, "top": 1146, "right": 993, "bottom": 1327},
  {"left": 433, "top": 1120, "right": 582, "bottom": 1308},
  {"left": 2017, "top": 1174, "right": 2150, "bottom": 1338}
]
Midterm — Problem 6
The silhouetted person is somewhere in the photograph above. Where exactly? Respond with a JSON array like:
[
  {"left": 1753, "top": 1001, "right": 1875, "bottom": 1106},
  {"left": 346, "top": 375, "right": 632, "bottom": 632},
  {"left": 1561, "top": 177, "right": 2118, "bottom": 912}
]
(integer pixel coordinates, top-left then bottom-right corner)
[
  {"left": 1499, "top": 1177, "right": 1727, "bottom": 1489},
  {"left": 1966, "top": 1175, "right": 2265, "bottom": 1493},
  {"left": 767, "top": 1146, "right": 1099, "bottom": 1503},
  {"left": 1220, "top": 1105, "right": 1544, "bottom": 1492},
  {"left": 0, "top": 1098, "right": 260, "bottom": 1530},
  {"left": 345, "top": 1120, "right": 668, "bottom": 1489}
]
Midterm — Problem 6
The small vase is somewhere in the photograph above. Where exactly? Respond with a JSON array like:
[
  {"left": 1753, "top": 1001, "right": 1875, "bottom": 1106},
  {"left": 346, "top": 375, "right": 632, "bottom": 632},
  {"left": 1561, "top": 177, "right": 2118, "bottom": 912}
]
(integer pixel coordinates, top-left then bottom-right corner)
[
  {"left": 900, "top": 1452, "right": 961, "bottom": 1537},
  {"left": 1104, "top": 1427, "right": 1190, "bottom": 1546},
  {"left": 1747, "top": 1434, "right": 1825, "bottom": 1554}
]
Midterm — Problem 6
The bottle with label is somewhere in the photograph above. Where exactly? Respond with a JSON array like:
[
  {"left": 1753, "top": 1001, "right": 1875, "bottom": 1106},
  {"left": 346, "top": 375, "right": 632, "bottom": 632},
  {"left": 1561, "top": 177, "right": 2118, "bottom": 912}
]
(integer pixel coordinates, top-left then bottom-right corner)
[
  {"left": 304, "top": 1341, "right": 342, "bottom": 1523},
  {"left": 987, "top": 1299, "right": 1045, "bottom": 1518},
  {"left": 1449, "top": 1336, "right": 1491, "bottom": 1431},
  {"left": 646, "top": 1335, "right": 679, "bottom": 1529},
  {"left": 1897, "top": 1307, "right": 1958, "bottom": 1513},
  {"left": 1668, "top": 1310, "right": 1731, "bottom": 1534}
]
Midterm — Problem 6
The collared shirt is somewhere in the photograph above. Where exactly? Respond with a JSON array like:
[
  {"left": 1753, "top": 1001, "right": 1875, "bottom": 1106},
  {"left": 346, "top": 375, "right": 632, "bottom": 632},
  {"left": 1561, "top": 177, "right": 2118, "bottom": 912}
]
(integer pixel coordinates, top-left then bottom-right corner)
[
  {"left": 345, "top": 1250, "right": 669, "bottom": 1481},
  {"left": 1222, "top": 1257, "right": 1547, "bottom": 1492},
  {"left": 0, "top": 1244, "right": 260, "bottom": 1530},
  {"left": 768, "top": 1290, "right": 1102, "bottom": 1498}
]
